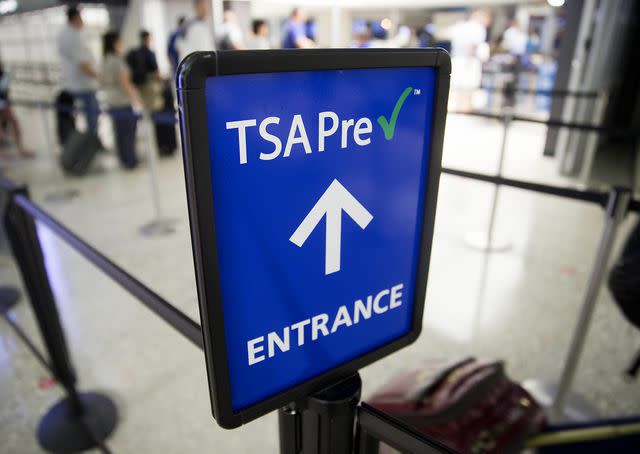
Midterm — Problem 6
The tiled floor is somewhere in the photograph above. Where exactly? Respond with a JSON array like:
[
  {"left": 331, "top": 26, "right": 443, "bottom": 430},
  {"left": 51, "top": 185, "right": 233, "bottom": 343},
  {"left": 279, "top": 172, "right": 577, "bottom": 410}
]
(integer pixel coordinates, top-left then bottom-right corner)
[{"left": 0, "top": 107, "right": 638, "bottom": 453}]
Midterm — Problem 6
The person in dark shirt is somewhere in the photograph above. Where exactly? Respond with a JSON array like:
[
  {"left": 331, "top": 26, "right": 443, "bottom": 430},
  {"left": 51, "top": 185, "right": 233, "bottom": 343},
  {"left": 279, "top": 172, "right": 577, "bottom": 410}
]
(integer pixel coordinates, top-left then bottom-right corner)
[
  {"left": 167, "top": 17, "right": 186, "bottom": 75},
  {"left": 126, "top": 30, "right": 161, "bottom": 111}
]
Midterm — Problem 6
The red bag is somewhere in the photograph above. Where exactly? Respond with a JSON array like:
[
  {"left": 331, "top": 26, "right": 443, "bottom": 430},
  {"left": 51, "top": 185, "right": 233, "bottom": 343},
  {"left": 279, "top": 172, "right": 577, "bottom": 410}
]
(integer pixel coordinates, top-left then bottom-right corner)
[{"left": 367, "top": 358, "right": 546, "bottom": 454}]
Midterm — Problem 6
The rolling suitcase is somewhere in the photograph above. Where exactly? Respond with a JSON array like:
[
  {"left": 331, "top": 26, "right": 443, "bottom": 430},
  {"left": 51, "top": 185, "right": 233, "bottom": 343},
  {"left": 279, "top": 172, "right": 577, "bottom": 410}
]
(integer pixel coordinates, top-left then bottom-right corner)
[
  {"left": 153, "top": 84, "right": 177, "bottom": 156},
  {"left": 60, "top": 131, "right": 100, "bottom": 176},
  {"left": 55, "top": 90, "right": 76, "bottom": 145}
]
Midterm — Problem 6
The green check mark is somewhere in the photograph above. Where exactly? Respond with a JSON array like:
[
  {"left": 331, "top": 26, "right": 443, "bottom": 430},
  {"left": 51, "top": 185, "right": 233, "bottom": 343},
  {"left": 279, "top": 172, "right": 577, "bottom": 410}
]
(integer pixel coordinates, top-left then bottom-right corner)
[{"left": 377, "top": 86, "right": 413, "bottom": 141}]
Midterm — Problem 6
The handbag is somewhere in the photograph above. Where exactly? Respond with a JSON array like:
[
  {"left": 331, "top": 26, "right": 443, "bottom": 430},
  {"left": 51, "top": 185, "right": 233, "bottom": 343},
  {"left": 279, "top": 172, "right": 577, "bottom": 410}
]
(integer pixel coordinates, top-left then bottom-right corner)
[{"left": 367, "top": 357, "right": 546, "bottom": 454}]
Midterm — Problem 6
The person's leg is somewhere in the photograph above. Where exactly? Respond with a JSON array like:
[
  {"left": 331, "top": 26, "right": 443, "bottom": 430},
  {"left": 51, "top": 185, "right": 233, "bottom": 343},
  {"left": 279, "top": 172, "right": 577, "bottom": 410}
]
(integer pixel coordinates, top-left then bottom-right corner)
[
  {"left": 112, "top": 107, "right": 138, "bottom": 169},
  {"left": 124, "top": 107, "right": 139, "bottom": 168},
  {"left": 77, "top": 91, "right": 99, "bottom": 135},
  {"left": 112, "top": 109, "right": 127, "bottom": 167},
  {"left": 0, "top": 109, "right": 8, "bottom": 158},
  {"left": 0, "top": 107, "right": 32, "bottom": 157}
]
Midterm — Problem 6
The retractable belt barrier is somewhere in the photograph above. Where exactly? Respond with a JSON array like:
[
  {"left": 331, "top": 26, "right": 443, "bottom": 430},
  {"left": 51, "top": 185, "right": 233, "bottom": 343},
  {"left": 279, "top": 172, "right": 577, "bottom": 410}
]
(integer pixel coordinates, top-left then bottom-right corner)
[
  {"left": 11, "top": 98, "right": 179, "bottom": 235},
  {"left": 478, "top": 84, "right": 601, "bottom": 99},
  {"left": 11, "top": 98, "right": 179, "bottom": 125},
  {"left": 449, "top": 109, "right": 640, "bottom": 139},
  {"left": 2, "top": 168, "right": 638, "bottom": 453},
  {"left": 0, "top": 173, "right": 203, "bottom": 453},
  {"left": 17, "top": 99, "right": 637, "bottom": 134},
  {"left": 13, "top": 98, "right": 639, "bottom": 137},
  {"left": 1, "top": 95, "right": 639, "bottom": 452},
  {"left": 448, "top": 95, "right": 640, "bottom": 422},
  {"left": 441, "top": 166, "right": 639, "bottom": 421}
]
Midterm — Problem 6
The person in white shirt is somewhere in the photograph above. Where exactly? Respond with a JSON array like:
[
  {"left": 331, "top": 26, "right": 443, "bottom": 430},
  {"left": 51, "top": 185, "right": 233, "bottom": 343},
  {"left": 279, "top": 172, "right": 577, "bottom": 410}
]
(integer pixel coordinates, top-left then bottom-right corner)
[
  {"left": 448, "top": 10, "right": 491, "bottom": 111},
  {"left": 501, "top": 20, "right": 528, "bottom": 107},
  {"left": 57, "top": 6, "right": 100, "bottom": 135},
  {"left": 217, "top": 10, "right": 246, "bottom": 50},
  {"left": 177, "top": 0, "right": 215, "bottom": 62},
  {"left": 502, "top": 20, "right": 528, "bottom": 57},
  {"left": 249, "top": 19, "right": 271, "bottom": 50}
]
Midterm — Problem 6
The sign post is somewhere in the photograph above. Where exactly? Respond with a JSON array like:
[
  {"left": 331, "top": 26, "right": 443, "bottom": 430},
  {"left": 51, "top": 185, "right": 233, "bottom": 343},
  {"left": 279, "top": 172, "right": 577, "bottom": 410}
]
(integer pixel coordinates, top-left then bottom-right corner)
[{"left": 177, "top": 49, "right": 450, "bottom": 430}]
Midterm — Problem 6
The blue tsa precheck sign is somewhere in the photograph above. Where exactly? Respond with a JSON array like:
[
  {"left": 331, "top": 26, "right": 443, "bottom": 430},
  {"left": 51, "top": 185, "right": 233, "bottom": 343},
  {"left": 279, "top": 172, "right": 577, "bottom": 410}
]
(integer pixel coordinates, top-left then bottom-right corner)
[{"left": 178, "top": 50, "right": 450, "bottom": 428}]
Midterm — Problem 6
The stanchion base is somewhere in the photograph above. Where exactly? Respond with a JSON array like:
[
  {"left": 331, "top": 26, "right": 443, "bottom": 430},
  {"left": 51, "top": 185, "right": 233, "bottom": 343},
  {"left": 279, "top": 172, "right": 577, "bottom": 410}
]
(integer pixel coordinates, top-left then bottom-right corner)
[
  {"left": 0, "top": 286, "right": 21, "bottom": 314},
  {"left": 464, "top": 231, "right": 512, "bottom": 252},
  {"left": 44, "top": 189, "right": 79, "bottom": 204},
  {"left": 139, "top": 218, "right": 177, "bottom": 236},
  {"left": 37, "top": 391, "right": 117, "bottom": 453},
  {"left": 522, "top": 379, "right": 599, "bottom": 423}
]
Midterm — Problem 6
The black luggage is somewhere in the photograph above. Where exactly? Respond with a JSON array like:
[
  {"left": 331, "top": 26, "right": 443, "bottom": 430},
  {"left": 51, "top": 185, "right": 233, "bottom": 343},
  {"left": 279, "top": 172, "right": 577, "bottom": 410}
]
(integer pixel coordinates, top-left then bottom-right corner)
[
  {"left": 608, "top": 219, "right": 640, "bottom": 328},
  {"left": 60, "top": 131, "right": 100, "bottom": 176},
  {"left": 153, "top": 84, "right": 177, "bottom": 156},
  {"left": 55, "top": 91, "right": 76, "bottom": 145}
]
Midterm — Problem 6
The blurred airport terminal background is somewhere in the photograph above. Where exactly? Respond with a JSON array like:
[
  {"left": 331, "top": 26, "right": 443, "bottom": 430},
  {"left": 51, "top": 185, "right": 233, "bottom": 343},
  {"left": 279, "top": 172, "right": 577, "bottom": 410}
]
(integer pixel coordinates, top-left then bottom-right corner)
[{"left": 0, "top": 0, "right": 638, "bottom": 453}]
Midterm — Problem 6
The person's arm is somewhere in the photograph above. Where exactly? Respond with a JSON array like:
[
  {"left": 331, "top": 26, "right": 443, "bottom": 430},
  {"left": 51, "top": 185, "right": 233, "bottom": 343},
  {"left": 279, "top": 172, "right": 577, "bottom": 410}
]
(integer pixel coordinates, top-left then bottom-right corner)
[
  {"left": 294, "top": 32, "right": 314, "bottom": 49},
  {"left": 118, "top": 69, "right": 143, "bottom": 109},
  {"left": 78, "top": 61, "right": 98, "bottom": 78},
  {"left": 74, "top": 38, "right": 98, "bottom": 79},
  {"left": 291, "top": 24, "right": 315, "bottom": 49}
]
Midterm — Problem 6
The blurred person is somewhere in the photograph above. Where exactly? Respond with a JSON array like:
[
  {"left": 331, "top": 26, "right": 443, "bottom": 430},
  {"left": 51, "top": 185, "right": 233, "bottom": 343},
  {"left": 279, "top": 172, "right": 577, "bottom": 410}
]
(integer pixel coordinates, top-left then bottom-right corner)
[
  {"left": 282, "top": 8, "right": 315, "bottom": 49},
  {"left": 527, "top": 28, "right": 541, "bottom": 55},
  {"left": 249, "top": 19, "right": 270, "bottom": 49},
  {"left": 167, "top": 16, "right": 186, "bottom": 74},
  {"left": 502, "top": 20, "right": 527, "bottom": 58},
  {"left": 217, "top": 10, "right": 246, "bottom": 50},
  {"left": 389, "top": 25, "right": 414, "bottom": 48},
  {"left": 502, "top": 20, "right": 528, "bottom": 107},
  {"left": 352, "top": 22, "right": 373, "bottom": 48},
  {"left": 449, "top": 9, "right": 491, "bottom": 111},
  {"left": 417, "top": 24, "right": 436, "bottom": 48},
  {"left": 177, "top": 0, "right": 215, "bottom": 61},
  {"left": 0, "top": 62, "right": 33, "bottom": 158},
  {"left": 57, "top": 6, "right": 100, "bottom": 136},
  {"left": 102, "top": 31, "right": 143, "bottom": 170},
  {"left": 305, "top": 18, "right": 317, "bottom": 43},
  {"left": 126, "top": 30, "right": 162, "bottom": 112}
]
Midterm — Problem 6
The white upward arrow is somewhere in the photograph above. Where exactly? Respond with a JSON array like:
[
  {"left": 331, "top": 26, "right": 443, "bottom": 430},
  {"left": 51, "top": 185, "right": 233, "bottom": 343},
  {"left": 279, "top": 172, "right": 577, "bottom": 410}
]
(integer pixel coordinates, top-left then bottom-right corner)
[{"left": 290, "top": 179, "right": 373, "bottom": 275}]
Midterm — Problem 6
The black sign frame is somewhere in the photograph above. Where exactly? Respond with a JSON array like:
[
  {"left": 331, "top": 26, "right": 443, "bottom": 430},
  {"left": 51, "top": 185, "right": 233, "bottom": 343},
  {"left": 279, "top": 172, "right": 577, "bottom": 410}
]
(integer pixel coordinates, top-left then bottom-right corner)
[{"left": 177, "top": 49, "right": 450, "bottom": 428}]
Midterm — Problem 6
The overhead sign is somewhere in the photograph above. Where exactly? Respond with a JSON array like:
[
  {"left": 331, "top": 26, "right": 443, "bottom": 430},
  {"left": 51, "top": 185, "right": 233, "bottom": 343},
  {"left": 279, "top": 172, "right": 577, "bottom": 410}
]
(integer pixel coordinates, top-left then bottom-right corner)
[{"left": 177, "top": 49, "right": 450, "bottom": 428}]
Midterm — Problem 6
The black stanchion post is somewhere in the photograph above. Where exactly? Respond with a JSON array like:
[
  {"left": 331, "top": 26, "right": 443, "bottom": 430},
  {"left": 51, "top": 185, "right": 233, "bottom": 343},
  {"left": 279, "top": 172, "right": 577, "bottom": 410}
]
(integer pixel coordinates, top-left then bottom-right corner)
[
  {"left": 279, "top": 373, "right": 361, "bottom": 454},
  {"left": 3, "top": 185, "right": 117, "bottom": 453},
  {"left": 355, "top": 424, "right": 379, "bottom": 454},
  {"left": 279, "top": 405, "right": 302, "bottom": 454}
]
